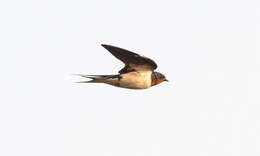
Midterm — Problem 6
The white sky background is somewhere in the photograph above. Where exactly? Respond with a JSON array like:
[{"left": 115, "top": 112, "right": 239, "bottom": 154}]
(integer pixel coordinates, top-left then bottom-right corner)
[{"left": 0, "top": 0, "right": 260, "bottom": 156}]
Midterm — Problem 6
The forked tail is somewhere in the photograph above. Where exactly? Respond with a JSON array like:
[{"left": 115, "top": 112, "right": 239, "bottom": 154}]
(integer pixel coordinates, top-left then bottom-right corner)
[{"left": 74, "top": 74, "right": 120, "bottom": 83}]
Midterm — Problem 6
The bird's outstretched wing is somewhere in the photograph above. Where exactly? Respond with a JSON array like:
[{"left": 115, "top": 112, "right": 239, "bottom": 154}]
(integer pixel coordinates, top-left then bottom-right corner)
[{"left": 101, "top": 44, "right": 157, "bottom": 74}]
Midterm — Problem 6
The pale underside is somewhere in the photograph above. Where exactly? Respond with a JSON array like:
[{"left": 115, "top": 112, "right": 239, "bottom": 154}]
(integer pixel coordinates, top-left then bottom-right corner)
[{"left": 105, "top": 71, "right": 152, "bottom": 89}]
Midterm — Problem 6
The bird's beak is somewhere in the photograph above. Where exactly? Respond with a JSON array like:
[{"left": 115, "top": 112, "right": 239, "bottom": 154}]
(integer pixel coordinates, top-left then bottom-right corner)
[{"left": 165, "top": 79, "right": 169, "bottom": 82}]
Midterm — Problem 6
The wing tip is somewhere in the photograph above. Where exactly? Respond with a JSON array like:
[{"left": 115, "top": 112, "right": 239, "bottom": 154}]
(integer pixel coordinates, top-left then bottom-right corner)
[
  {"left": 101, "top": 44, "right": 121, "bottom": 50},
  {"left": 101, "top": 44, "right": 110, "bottom": 48}
]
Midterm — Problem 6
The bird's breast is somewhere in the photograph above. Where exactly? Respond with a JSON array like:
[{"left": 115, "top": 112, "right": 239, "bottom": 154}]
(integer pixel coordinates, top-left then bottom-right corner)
[{"left": 119, "top": 71, "right": 152, "bottom": 89}]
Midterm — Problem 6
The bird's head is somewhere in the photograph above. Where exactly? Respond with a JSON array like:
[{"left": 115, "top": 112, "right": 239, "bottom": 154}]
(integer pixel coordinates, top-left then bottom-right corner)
[{"left": 151, "top": 72, "right": 168, "bottom": 86}]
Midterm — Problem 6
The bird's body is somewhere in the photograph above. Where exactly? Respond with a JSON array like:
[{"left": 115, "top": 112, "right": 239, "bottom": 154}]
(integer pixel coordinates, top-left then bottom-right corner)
[
  {"left": 76, "top": 44, "right": 168, "bottom": 89},
  {"left": 105, "top": 71, "right": 153, "bottom": 89}
]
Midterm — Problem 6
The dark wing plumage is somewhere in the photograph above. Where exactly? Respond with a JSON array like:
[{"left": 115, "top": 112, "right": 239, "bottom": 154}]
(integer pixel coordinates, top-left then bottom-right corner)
[{"left": 101, "top": 44, "right": 157, "bottom": 74}]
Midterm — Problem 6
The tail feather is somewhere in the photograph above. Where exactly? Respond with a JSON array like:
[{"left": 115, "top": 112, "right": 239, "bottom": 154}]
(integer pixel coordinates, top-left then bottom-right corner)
[{"left": 74, "top": 74, "right": 119, "bottom": 83}]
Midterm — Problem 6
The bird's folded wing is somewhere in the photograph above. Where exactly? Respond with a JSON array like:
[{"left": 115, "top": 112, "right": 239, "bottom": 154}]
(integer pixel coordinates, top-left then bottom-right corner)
[{"left": 101, "top": 44, "right": 157, "bottom": 74}]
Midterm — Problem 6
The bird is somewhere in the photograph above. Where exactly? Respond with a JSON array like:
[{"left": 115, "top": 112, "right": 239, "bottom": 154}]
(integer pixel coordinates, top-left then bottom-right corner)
[{"left": 76, "top": 44, "right": 168, "bottom": 89}]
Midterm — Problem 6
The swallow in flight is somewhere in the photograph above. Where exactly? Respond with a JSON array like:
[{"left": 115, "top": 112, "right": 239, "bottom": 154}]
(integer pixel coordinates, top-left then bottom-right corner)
[{"left": 76, "top": 44, "right": 168, "bottom": 89}]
